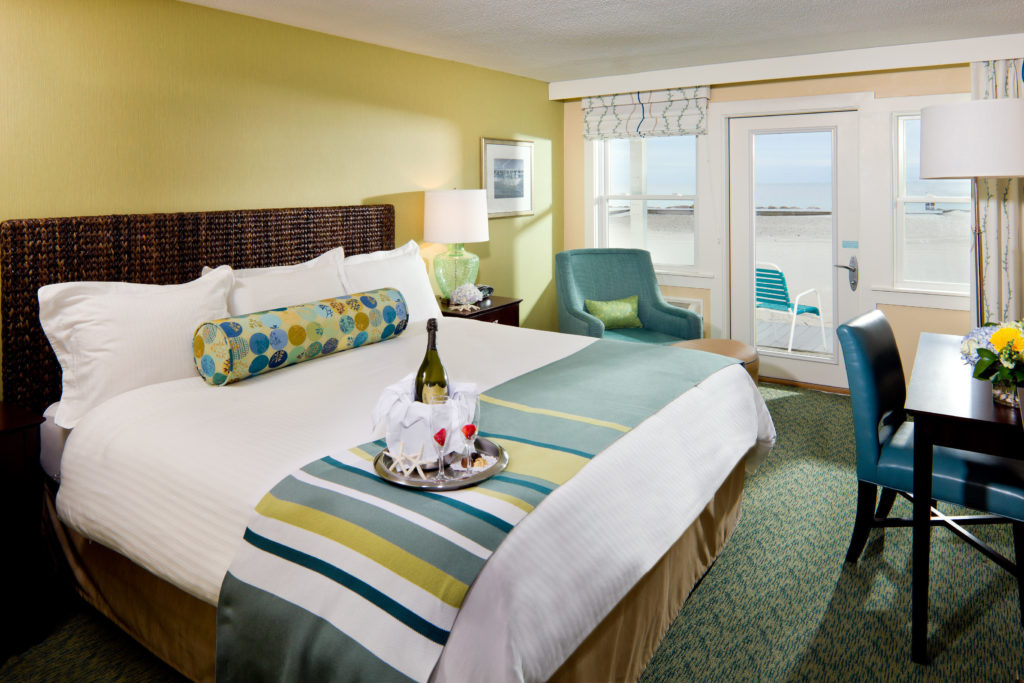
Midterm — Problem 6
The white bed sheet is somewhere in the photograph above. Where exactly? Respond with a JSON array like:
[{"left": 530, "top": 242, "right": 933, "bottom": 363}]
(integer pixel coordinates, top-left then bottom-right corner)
[
  {"left": 40, "top": 403, "right": 71, "bottom": 481},
  {"left": 56, "top": 318, "right": 774, "bottom": 681}
]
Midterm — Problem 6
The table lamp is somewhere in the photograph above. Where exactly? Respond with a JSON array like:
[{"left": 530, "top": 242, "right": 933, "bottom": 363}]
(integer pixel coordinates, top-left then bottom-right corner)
[
  {"left": 424, "top": 189, "right": 489, "bottom": 300},
  {"left": 920, "top": 98, "right": 1024, "bottom": 325}
]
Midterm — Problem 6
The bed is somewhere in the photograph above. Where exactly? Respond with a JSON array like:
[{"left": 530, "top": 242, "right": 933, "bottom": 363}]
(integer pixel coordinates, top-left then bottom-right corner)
[{"left": 1, "top": 205, "right": 774, "bottom": 682}]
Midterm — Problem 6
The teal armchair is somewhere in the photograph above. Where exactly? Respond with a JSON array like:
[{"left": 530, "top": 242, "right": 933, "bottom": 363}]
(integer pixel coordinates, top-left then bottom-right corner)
[{"left": 555, "top": 248, "right": 701, "bottom": 344}]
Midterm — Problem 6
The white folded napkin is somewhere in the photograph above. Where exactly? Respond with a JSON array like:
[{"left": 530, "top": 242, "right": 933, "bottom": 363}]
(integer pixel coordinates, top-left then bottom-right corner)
[{"left": 372, "top": 373, "right": 478, "bottom": 465}]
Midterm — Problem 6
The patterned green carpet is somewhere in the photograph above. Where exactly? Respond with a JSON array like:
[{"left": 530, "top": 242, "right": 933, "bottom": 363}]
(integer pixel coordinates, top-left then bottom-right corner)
[{"left": 2, "top": 385, "right": 1020, "bottom": 681}]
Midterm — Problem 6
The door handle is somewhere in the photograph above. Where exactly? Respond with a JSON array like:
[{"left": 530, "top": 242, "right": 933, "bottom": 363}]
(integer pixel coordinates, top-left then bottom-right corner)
[{"left": 834, "top": 256, "right": 858, "bottom": 291}]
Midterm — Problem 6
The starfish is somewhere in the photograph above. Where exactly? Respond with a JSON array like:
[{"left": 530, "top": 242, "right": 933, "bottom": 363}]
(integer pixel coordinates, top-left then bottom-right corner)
[
  {"left": 449, "top": 303, "right": 480, "bottom": 312},
  {"left": 389, "top": 442, "right": 427, "bottom": 479}
]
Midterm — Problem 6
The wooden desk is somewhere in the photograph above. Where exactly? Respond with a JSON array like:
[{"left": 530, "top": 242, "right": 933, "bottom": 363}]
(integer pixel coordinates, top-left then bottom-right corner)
[{"left": 904, "top": 333, "right": 1024, "bottom": 663}]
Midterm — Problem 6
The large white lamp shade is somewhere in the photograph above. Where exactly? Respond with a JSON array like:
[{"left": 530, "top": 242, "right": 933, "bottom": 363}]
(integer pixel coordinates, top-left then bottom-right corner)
[
  {"left": 423, "top": 189, "right": 489, "bottom": 244},
  {"left": 920, "top": 99, "right": 1024, "bottom": 179}
]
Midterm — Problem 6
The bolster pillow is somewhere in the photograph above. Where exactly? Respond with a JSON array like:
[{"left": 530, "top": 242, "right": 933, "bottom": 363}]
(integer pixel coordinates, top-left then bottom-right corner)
[{"left": 193, "top": 288, "right": 409, "bottom": 386}]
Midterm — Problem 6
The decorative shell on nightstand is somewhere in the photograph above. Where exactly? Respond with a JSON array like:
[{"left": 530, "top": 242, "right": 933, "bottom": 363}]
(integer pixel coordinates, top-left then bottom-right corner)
[{"left": 450, "top": 284, "right": 484, "bottom": 306}]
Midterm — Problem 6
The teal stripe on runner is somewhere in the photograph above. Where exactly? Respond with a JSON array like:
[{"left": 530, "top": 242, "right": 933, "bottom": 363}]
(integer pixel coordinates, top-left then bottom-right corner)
[
  {"left": 475, "top": 478, "right": 548, "bottom": 507},
  {"left": 482, "top": 340, "right": 735, "bottom": 428},
  {"left": 489, "top": 472, "right": 555, "bottom": 495},
  {"left": 268, "top": 476, "right": 486, "bottom": 585},
  {"left": 307, "top": 457, "right": 514, "bottom": 545},
  {"left": 242, "top": 529, "right": 450, "bottom": 645},
  {"left": 320, "top": 457, "right": 514, "bottom": 534},
  {"left": 217, "top": 574, "right": 418, "bottom": 683},
  {"left": 478, "top": 431, "right": 594, "bottom": 459}
]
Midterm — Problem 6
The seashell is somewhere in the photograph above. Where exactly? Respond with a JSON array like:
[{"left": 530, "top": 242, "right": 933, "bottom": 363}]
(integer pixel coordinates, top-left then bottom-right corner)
[{"left": 450, "top": 283, "right": 484, "bottom": 305}]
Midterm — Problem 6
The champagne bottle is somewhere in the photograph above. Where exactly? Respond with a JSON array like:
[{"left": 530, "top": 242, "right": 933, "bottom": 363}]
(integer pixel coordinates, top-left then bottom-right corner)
[{"left": 415, "top": 318, "right": 449, "bottom": 404}]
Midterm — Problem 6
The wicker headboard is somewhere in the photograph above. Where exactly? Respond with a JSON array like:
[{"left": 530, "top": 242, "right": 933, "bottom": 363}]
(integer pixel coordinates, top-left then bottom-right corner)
[{"left": 0, "top": 205, "right": 395, "bottom": 413}]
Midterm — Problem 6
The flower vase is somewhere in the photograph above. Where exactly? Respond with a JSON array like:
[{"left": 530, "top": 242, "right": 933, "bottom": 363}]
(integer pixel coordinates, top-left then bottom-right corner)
[{"left": 992, "top": 382, "right": 1020, "bottom": 408}]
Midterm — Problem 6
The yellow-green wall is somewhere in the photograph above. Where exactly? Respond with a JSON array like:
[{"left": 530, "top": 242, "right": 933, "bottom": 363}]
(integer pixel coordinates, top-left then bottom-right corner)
[{"left": 2, "top": 0, "right": 563, "bottom": 332}]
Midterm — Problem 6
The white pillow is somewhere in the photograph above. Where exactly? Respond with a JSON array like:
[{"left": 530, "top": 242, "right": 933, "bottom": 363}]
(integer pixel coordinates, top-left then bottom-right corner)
[
  {"left": 225, "top": 264, "right": 346, "bottom": 315},
  {"left": 38, "top": 266, "right": 234, "bottom": 428},
  {"left": 341, "top": 240, "right": 442, "bottom": 323},
  {"left": 201, "top": 246, "right": 347, "bottom": 315},
  {"left": 201, "top": 245, "right": 345, "bottom": 279}
]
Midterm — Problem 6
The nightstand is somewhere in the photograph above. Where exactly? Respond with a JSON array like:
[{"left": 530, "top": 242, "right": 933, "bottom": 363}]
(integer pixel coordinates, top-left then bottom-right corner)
[
  {"left": 439, "top": 295, "right": 522, "bottom": 327},
  {"left": 0, "top": 402, "right": 46, "bottom": 657}
]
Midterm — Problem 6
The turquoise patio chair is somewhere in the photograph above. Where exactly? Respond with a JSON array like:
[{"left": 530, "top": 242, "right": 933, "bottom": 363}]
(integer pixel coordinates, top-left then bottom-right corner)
[
  {"left": 555, "top": 248, "right": 701, "bottom": 344},
  {"left": 755, "top": 262, "right": 827, "bottom": 352}
]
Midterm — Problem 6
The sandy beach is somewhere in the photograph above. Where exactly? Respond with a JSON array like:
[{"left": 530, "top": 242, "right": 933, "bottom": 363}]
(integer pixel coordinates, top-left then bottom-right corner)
[{"left": 610, "top": 210, "right": 970, "bottom": 327}]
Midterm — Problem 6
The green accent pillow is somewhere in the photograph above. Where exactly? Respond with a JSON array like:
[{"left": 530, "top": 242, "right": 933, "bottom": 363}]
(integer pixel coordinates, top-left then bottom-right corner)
[{"left": 585, "top": 295, "right": 642, "bottom": 330}]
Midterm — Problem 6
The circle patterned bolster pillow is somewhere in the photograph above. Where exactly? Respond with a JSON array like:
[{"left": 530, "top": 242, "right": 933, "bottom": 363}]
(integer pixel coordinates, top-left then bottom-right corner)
[{"left": 193, "top": 288, "right": 409, "bottom": 386}]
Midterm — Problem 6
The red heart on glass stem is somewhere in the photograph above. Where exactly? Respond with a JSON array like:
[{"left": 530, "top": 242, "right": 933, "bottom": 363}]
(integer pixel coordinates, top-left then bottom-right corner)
[
  {"left": 461, "top": 424, "right": 477, "bottom": 440},
  {"left": 433, "top": 429, "right": 447, "bottom": 445}
]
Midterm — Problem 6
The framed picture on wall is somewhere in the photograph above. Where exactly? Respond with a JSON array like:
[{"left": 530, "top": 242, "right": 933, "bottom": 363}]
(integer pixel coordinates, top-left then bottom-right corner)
[{"left": 481, "top": 138, "right": 533, "bottom": 218}]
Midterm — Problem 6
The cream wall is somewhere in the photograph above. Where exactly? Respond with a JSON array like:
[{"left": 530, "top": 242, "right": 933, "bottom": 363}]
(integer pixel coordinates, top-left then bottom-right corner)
[
  {"left": 878, "top": 304, "right": 971, "bottom": 384},
  {"left": 2, "top": 0, "right": 564, "bottom": 337},
  {"left": 562, "top": 65, "right": 972, "bottom": 380}
]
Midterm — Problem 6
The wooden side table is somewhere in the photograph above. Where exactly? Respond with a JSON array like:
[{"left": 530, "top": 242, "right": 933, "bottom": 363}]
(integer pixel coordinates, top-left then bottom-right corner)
[
  {"left": 439, "top": 295, "right": 522, "bottom": 327},
  {"left": 0, "top": 402, "right": 47, "bottom": 657}
]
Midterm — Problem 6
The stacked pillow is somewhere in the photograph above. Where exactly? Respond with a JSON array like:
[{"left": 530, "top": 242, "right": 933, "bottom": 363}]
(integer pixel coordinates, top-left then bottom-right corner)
[
  {"left": 38, "top": 266, "right": 234, "bottom": 428},
  {"left": 202, "top": 246, "right": 347, "bottom": 315},
  {"left": 38, "top": 240, "right": 442, "bottom": 427}
]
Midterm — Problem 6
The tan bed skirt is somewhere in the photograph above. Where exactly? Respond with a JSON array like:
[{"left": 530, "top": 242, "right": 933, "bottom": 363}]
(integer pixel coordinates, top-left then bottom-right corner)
[{"left": 45, "top": 461, "right": 744, "bottom": 683}]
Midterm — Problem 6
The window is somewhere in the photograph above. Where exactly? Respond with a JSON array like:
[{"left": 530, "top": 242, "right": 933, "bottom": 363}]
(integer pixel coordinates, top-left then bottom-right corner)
[
  {"left": 894, "top": 114, "right": 971, "bottom": 293},
  {"left": 595, "top": 136, "right": 698, "bottom": 269}
]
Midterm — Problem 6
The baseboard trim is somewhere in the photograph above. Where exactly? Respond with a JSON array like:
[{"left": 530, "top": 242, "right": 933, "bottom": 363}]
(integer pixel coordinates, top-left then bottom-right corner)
[{"left": 759, "top": 376, "right": 850, "bottom": 395}]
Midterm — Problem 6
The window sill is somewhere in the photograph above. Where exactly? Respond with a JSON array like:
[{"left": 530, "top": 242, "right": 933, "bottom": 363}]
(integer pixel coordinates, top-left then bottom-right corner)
[
  {"left": 654, "top": 268, "right": 715, "bottom": 279},
  {"left": 870, "top": 286, "right": 969, "bottom": 311}
]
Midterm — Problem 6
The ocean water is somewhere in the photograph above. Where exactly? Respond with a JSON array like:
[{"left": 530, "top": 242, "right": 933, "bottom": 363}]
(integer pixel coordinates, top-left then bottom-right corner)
[{"left": 755, "top": 182, "right": 969, "bottom": 212}]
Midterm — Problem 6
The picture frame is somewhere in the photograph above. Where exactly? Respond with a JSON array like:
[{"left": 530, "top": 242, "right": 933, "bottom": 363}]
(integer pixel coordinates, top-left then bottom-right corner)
[{"left": 480, "top": 137, "right": 533, "bottom": 218}]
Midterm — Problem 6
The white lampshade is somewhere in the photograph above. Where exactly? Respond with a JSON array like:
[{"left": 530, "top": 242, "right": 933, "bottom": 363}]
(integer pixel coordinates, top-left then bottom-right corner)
[
  {"left": 423, "top": 189, "right": 489, "bottom": 244},
  {"left": 920, "top": 99, "right": 1024, "bottom": 179}
]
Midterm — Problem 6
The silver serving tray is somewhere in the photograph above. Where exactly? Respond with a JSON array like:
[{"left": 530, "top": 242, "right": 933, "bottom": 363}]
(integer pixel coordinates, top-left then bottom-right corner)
[{"left": 374, "top": 437, "right": 508, "bottom": 491}]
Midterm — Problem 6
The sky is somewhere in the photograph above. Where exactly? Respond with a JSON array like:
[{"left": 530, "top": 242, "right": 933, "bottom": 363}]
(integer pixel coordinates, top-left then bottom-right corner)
[{"left": 606, "top": 124, "right": 969, "bottom": 208}]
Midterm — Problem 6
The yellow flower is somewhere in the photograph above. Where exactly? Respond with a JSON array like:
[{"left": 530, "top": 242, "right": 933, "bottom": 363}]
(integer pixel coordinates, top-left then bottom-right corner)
[{"left": 990, "top": 326, "right": 1024, "bottom": 354}]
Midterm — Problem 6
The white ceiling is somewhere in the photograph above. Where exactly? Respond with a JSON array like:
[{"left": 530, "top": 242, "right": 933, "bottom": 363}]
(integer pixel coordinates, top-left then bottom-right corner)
[{"left": 183, "top": 0, "right": 1024, "bottom": 84}]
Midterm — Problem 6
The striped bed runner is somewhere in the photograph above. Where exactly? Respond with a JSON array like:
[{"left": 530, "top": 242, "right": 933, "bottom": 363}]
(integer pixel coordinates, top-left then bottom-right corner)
[{"left": 216, "top": 341, "right": 736, "bottom": 682}]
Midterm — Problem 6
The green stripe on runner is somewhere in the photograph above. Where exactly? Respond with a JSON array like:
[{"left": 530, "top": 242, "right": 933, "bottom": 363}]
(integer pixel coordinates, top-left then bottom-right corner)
[
  {"left": 218, "top": 572, "right": 419, "bottom": 683},
  {"left": 267, "top": 476, "right": 487, "bottom": 587}
]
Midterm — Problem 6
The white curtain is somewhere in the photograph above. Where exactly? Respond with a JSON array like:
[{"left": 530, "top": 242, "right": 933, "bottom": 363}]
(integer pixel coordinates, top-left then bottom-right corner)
[
  {"left": 972, "top": 59, "right": 1024, "bottom": 324},
  {"left": 582, "top": 87, "right": 709, "bottom": 140}
]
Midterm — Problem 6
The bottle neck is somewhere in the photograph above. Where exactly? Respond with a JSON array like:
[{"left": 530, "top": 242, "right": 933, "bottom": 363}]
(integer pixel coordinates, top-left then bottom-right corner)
[{"left": 426, "top": 329, "right": 437, "bottom": 351}]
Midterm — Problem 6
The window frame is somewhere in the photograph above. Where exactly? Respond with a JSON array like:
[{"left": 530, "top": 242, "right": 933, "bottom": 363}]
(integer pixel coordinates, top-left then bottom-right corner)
[
  {"left": 591, "top": 135, "right": 702, "bottom": 274},
  {"left": 891, "top": 111, "right": 972, "bottom": 295}
]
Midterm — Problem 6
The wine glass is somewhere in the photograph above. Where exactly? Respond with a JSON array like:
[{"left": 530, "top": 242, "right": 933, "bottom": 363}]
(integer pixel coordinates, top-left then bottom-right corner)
[
  {"left": 459, "top": 395, "right": 481, "bottom": 466},
  {"left": 428, "top": 395, "right": 452, "bottom": 482}
]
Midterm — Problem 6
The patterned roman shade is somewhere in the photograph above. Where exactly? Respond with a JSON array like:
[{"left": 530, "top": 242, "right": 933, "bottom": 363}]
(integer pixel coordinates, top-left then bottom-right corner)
[{"left": 582, "top": 87, "right": 709, "bottom": 140}]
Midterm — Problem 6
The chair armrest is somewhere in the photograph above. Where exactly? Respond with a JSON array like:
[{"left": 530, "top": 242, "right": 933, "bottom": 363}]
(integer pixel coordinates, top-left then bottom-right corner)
[
  {"left": 643, "top": 299, "right": 702, "bottom": 340},
  {"left": 560, "top": 305, "right": 605, "bottom": 338},
  {"left": 792, "top": 288, "right": 820, "bottom": 312}
]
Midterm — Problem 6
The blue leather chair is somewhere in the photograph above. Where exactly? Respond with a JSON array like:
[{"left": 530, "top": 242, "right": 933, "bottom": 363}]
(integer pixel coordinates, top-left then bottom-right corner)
[
  {"left": 555, "top": 248, "right": 701, "bottom": 344},
  {"left": 837, "top": 310, "right": 1024, "bottom": 621}
]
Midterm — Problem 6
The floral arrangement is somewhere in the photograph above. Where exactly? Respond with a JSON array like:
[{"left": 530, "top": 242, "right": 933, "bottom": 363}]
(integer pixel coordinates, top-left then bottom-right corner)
[{"left": 961, "top": 321, "right": 1024, "bottom": 390}]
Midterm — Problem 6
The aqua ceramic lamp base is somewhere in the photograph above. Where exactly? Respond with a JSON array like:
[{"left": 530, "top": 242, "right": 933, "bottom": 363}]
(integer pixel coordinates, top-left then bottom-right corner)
[{"left": 434, "top": 243, "right": 479, "bottom": 300}]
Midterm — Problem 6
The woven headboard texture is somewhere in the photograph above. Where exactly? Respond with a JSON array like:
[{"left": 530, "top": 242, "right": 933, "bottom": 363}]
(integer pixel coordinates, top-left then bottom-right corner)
[{"left": 1, "top": 205, "right": 395, "bottom": 413}]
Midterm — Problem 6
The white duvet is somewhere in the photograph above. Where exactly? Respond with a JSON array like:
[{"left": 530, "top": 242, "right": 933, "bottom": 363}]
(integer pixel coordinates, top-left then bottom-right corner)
[{"left": 57, "top": 318, "right": 775, "bottom": 682}]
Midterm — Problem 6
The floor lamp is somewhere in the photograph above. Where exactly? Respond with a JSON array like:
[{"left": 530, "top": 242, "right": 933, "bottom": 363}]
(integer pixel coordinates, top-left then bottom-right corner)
[{"left": 920, "top": 98, "right": 1024, "bottom": 326}]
